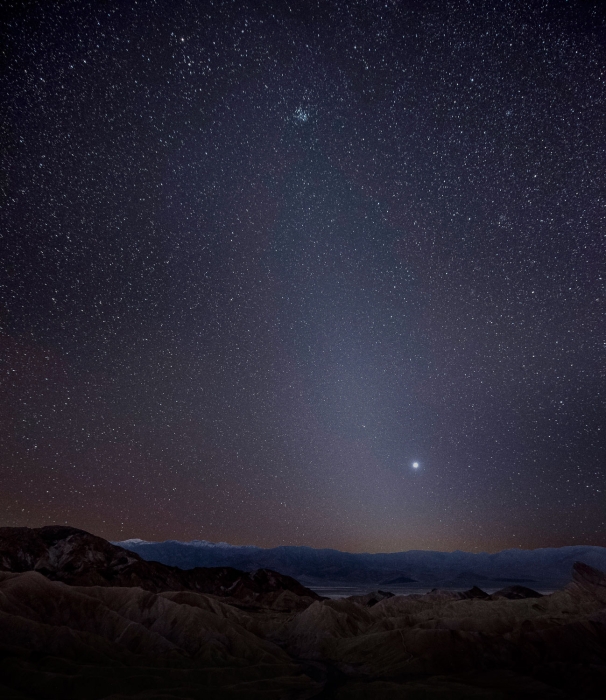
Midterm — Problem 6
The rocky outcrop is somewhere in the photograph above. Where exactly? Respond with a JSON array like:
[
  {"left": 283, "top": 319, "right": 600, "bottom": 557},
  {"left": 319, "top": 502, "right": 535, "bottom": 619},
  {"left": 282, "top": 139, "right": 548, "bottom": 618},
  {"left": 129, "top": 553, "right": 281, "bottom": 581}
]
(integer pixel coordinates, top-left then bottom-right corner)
[
  {"left": 0, "top": 569, "right": 320, "bottom": 699},
  {"left": 0, "top": 526, "right": 321, "bottom": 608},
  {"left": 272, "top": 560, "right": 606, "bottom": 697},
  {"left": 568, "top": 561, "right": 606, "bottom": 605},
  {"left": 490, "top": 584, "right": 543, "bottom": 599},
  {"left": 345, "top": 589, "right": 395, "bottom": 607}
]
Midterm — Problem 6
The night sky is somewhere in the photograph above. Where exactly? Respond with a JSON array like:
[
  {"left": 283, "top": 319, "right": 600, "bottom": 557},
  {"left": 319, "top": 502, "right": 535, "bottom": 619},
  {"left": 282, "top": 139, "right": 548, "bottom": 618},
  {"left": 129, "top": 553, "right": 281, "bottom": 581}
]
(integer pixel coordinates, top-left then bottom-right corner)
[{"left": 2, "top": 0, "right": 605, "bottom": 553}]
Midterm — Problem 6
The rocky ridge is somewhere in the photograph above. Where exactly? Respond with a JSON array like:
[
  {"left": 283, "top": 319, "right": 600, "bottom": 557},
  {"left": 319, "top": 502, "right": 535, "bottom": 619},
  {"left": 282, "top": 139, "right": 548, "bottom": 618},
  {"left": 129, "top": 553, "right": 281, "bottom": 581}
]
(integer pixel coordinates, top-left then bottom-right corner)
[{"left": 0, "top": 526, "right": 321, "bottom": 609}]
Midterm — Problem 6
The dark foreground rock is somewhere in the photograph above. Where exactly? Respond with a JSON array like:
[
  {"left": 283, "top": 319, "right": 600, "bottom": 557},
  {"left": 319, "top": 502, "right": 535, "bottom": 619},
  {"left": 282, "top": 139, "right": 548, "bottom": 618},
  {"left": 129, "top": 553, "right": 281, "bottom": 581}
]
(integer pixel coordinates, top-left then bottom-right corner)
[
  {"left": 1, "top": 527, "right": 606, "bottom": 699},
  {"left": 490, "top": 584, "right": 544, "bottom": 599},
  {"left": 345, "top": 589, "right": 395, "bottom": 607}
]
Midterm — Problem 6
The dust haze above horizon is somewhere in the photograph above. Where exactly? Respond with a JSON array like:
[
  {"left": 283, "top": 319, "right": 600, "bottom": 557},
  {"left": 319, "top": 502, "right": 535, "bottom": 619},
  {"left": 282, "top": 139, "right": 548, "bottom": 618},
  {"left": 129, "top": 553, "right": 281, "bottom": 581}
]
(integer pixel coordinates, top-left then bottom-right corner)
[{"left": 1, "top": 0, "right": 605, "bottom": 553}]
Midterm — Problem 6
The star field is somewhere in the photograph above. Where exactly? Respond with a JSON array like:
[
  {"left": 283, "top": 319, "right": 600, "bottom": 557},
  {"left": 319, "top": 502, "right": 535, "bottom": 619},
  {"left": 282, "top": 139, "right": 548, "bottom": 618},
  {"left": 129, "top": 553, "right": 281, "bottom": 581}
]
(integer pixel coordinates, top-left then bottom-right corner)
[{"left": 1, "top": 0, "right": 605, "bottom": 552}]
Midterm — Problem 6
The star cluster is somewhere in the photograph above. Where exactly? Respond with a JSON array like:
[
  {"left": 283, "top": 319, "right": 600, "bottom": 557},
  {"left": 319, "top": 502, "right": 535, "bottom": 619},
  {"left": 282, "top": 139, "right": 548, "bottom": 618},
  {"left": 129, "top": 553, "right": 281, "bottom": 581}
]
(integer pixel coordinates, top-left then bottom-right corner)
[{"left": 1, "top": 0, "right": 604, "bottom": 552}]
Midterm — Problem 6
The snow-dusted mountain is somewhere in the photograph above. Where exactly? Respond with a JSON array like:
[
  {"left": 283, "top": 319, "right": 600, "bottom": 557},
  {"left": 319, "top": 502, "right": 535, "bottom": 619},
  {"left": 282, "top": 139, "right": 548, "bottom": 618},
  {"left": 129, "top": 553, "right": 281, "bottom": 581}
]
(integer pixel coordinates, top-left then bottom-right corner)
[{"left": 114, "top": 539, "right": 606, "bottom": 588}]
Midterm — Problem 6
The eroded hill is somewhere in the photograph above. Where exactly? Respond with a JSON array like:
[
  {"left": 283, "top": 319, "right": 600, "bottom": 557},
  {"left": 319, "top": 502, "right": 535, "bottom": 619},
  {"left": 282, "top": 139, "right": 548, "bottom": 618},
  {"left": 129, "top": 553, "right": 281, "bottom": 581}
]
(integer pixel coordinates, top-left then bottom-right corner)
[{"left": 1, "top": 527, "right": 606, "bottom": 699}]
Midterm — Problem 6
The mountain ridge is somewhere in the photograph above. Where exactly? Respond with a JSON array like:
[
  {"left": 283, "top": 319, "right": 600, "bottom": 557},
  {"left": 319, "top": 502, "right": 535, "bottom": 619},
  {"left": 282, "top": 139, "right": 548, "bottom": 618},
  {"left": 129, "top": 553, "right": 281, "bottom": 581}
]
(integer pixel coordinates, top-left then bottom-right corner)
[
  {"left": 115, "top": 538, "right": 606, "bottom": 587},
  {"left": 0, "top": 525, "right": 322, "bottom": 608}
]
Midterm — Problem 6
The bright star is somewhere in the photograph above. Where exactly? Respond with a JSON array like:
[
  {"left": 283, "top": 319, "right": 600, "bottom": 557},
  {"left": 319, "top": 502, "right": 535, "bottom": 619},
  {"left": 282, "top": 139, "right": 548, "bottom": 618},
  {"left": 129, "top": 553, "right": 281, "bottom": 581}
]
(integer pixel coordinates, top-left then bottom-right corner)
[{"left": 412, "top": 462, "right": 419, "bottom": 469}]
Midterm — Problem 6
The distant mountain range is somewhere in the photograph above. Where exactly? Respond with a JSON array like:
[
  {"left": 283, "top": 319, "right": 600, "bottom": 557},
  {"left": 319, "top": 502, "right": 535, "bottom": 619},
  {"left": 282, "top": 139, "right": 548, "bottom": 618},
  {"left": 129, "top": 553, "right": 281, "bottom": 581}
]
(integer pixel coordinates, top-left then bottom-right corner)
[{"left": 115, "top": 538, "right": 606, "bottom": 588}]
